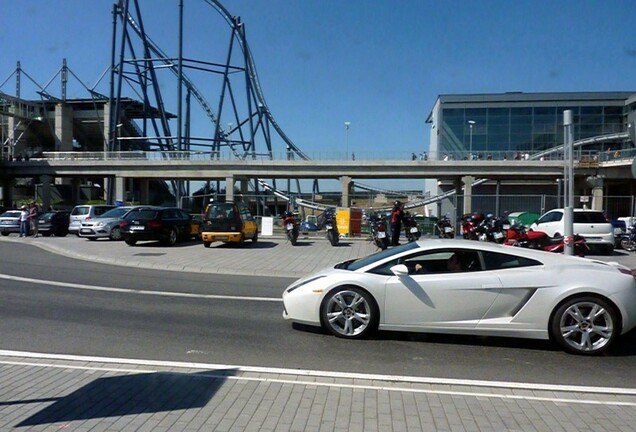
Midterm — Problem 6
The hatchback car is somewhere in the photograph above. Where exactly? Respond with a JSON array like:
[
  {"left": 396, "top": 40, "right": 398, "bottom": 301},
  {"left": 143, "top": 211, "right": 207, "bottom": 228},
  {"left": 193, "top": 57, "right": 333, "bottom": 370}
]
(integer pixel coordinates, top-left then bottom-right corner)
[
  {"left": 201, "top": 201, "right": 258, "bottom": 247},
  {"left": 38, "top": 210, "right": 70, "bottom": 237},
  {"left": 68, "top": 205, "right": 116, "bottom": 236},
  {"left": 120, "top": 207, "right": 198, "bottom": 246},
  {"left": 79, "top": 206, "right": 135, "bottom": 241},
  {"left": 529, "top": 208, "right": 614, "bottom": 254},
  {"left": 0, "top": 210, "right": 22, "bottom": 236}
]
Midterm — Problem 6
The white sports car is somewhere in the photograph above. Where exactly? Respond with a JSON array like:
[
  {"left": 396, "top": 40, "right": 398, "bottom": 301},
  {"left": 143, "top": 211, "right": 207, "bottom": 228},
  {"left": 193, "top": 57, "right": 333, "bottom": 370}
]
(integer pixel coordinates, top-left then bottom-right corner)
[{"left": 282, "top": 240, "right": 636, "bottom": 355}]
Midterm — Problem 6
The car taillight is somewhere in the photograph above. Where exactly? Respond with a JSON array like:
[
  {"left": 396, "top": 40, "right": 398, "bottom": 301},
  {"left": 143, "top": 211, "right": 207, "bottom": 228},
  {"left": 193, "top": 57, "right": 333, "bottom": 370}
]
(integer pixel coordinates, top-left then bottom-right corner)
[
  {"left": 119, "top": 221, "right": 129, "bottom": 228},
  {"left": 148, "top": 220, "right": 162, "bottom": 229},
  {"left": 617, "top": 267, "right": 636, "bottom": 278}
]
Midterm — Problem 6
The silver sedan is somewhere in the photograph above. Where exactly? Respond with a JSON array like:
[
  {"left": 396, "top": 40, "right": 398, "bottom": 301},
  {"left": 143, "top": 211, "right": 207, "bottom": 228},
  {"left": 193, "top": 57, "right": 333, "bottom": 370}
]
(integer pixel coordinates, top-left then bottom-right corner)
[
  {"left": 78, "top": 206, "right": 134, "bottom": 240},
  {"left": 282, "top": 240, "right": 636, "bottom": 355}
]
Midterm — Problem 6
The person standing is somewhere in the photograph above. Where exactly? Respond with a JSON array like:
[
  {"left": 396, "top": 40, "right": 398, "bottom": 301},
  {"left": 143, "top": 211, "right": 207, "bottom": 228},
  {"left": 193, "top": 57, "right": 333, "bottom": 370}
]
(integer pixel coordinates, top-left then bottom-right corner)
[
  {"left": 29, "top": 202, "right": 39, "bottom": 237},
  {"left": 19, "top": 205, "right": 29, "bottom": 238},
  {"left": 390, "top": 200, "right": 404, "bottom": 246}
]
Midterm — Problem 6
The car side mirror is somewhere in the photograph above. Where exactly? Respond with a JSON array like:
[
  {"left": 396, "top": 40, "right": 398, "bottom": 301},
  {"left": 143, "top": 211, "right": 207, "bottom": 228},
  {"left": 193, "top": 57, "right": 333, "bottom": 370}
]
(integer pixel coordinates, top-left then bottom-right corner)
[{"left": 390, "top": 264, "right": 409, "bottom": 277}]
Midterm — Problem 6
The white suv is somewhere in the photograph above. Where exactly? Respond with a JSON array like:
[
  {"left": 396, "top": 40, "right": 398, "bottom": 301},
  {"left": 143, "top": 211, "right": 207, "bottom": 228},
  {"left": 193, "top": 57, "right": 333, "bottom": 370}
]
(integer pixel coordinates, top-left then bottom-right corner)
[{"left": 530, "top": 208, "right": 614, "bottom": 254}]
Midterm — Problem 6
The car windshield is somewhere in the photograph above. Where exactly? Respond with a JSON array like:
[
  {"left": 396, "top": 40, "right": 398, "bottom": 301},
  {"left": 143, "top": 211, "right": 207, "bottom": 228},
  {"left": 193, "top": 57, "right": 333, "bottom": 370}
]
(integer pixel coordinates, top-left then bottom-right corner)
[
  {"left": 98, "top": 207, "right": 131, "bottom": 219},
  {"left": 1, "top": 211, "right": 21, "bottom": 218},
  {"left": 341, "top": 242, "right": 419, "bottom": 271},
  {"left": 205, "top": 203, "right": 235, "bottom": 219},
  {"left": 71, "top": 207, "right": 89, "bottom": 216},
  {"left": 125, "top": 209, "right": 159, "bottom": 220}
]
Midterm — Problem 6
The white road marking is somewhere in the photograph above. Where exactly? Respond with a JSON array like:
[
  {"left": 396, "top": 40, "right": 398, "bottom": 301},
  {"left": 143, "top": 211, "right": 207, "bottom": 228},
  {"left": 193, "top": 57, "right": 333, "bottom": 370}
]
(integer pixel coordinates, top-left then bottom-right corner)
[
  {"left": 0, "top": 272, "right": 281, "bottom": 302},
  {"left": 1, "top": 349, "right": 636, "bottom": 407}
]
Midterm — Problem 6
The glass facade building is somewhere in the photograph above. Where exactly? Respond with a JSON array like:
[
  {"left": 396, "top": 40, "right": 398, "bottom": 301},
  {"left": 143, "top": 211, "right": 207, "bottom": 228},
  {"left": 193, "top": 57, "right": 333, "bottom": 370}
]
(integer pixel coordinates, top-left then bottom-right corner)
[{"left": 427, "top": 92, "right": 634, "bottom": 159}]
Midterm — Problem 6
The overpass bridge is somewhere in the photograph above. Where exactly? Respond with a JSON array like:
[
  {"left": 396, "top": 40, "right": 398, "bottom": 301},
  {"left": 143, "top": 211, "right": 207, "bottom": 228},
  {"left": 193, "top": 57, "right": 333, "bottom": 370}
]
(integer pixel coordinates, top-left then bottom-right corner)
[{"left": 1, "top": 150, "right": 633, "bottom": 213}]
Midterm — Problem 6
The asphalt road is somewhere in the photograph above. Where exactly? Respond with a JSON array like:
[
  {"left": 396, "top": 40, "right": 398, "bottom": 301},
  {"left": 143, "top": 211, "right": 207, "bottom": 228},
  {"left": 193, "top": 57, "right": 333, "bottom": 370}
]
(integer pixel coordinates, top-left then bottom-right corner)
[{"left": 2, "top": 241, "right": 636, "bottom": 392}]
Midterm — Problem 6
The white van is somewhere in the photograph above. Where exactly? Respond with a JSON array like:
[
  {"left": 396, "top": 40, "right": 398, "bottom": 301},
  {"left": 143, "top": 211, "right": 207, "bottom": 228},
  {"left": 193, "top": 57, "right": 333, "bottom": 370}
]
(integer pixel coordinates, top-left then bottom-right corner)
[{"left": 529, "top": 208, "right": 614, "bottom": 254}]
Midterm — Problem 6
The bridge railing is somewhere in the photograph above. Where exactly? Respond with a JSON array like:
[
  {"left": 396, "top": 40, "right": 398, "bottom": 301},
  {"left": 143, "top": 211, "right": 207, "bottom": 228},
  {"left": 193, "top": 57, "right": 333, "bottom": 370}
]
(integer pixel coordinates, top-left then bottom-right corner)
[{"left": 9, "top": 148, "right": 633, "bottom": 163}]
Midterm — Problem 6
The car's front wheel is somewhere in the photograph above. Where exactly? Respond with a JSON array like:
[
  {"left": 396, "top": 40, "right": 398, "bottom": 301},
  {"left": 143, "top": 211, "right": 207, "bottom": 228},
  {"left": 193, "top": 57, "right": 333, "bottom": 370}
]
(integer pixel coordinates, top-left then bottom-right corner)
[
  {"left": 125, "top": 239, "right": 137, "bottom": 246},
  {"left": 320, "top": 287, "right": 379, "bottom": 339},
  {"left": 550, "top": 296, "right": 620, "bottom": 355}
]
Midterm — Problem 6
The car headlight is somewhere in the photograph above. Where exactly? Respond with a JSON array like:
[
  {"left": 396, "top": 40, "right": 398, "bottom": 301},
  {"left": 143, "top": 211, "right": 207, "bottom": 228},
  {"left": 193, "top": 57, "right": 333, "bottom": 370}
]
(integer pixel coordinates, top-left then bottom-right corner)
[{"left": 286, "top": 275, "right": 327, "bottom": 293}]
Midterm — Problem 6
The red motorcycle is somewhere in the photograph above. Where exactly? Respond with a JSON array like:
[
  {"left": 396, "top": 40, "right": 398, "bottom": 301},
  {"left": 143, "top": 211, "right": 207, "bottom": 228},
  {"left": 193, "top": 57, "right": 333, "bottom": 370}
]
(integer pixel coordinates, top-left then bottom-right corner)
[
  {"left": 461, "top": 212, "right": 484, "bottom": 240},
  {"left": 505, "top": 225, "right": 588, "bottom": 257},
  {"left": 281, "top": 212, "right": 299, "bottom": 245}
]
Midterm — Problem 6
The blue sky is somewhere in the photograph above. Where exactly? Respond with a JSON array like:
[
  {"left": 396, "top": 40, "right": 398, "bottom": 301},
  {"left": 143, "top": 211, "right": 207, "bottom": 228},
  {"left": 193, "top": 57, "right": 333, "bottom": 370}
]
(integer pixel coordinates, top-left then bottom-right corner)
[{"left": 2, "top": 0, "right": 636, "bottom": 164}]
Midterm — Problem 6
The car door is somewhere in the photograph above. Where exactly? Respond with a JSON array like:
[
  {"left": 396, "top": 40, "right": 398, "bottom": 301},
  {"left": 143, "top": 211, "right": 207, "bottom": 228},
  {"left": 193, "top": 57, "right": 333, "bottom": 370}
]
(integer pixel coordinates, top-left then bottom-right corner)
[
  {"left": 475, "top": 250, "right": 546, "bottom": 331},
  {"left": 382, "top": 249, "right": 502, "bottom": 329},
  {"left": 239, "top": 203, "right": 257, "bottom": 237}
]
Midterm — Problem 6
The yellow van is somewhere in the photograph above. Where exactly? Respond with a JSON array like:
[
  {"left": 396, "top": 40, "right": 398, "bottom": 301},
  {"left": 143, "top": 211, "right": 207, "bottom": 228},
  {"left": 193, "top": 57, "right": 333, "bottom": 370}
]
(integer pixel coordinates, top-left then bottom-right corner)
[{"left": 201, "top": 201, "right": 258, "bottom": 247}]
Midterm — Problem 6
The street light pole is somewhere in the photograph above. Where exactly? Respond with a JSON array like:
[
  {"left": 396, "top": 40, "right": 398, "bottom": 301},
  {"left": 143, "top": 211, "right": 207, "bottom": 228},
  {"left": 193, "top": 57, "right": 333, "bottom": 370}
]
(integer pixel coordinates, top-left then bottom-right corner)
[
  {"left": 468, "top": 120, "right": 476, "bottom": 159},
  {"left": 344, "top": 121, "right": 351, "bottom": 160}
]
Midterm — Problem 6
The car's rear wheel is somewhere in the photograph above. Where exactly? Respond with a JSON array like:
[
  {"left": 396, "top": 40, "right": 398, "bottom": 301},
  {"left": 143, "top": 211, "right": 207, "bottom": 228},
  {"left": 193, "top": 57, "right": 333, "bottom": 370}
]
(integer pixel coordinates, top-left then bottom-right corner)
[
  {"left": 1, "top": 232, "right": 9, "bottom": 236},
  {"left": 87, "top": 237, "right": 97, "bottom": 241},
  {"left": 166, "top": 229, "right": 178, "bottom": 246},
  {"left": 41, "top": 232, "right": 51, "bottom": 237},
  {"left": 125, "top": 239, "right": 137, "bottom": 246},
  {"left": 203, "top": 241, "right": 212, "bottom": 248},
  {"left": 252, "top": 231, "right": 258, "bottom": 243},
  {"left": 238, "top": 233, "right": 245, "bottom": 247},
  {"left": 550, "top": 296, "right": 620, "bottom": 355},
  {"left": 320, "top": 287, "right": 379, "bottom": 339},
  {"left": 54, "top": 230, "right": 67, "bottom": 237},
  {"left": 110, "top": 227, "right": 123, "bottom": 241}
]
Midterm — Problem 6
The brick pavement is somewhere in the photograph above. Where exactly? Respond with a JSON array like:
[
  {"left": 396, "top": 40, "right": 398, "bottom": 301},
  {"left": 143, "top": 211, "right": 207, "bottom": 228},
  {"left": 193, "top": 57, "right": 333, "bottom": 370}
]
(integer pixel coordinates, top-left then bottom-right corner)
[{"left": 2, "top": 235, "right": 636, "bottom": 431}]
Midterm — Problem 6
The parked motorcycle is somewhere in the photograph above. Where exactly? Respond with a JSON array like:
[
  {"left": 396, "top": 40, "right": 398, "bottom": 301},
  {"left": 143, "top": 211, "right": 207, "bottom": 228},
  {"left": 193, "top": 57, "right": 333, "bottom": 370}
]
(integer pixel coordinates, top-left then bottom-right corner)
[
  {"left": 282, "top": 211, "right": 299, "bottom": 245},
  {"left": 368, "top": 213, "right": 389, "bottom": 250},
  {"left": 403, "top": 212, "right": 421, "bottom": 242},
  {"left": 436, "top": 214, "right": 455, "bottom": 239},
  {"left": 505, "top": 224, "right": 588, "bottom": 256},
  {"left": 619, "top": 224, "right": 636, "bottom": 251},
  {"left": 323, "top": 208, "right": 340, "bottom": 246},
  {"left": 461, "top": 212, "right": 484, "bottom": 240}
]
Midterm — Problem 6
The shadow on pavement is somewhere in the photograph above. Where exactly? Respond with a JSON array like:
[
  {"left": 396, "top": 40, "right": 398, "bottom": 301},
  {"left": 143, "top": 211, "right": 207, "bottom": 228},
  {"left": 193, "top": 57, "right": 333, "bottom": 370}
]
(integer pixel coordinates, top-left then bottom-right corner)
[{"left": 16, "top": 369, "right": 235, "bottom": 427}]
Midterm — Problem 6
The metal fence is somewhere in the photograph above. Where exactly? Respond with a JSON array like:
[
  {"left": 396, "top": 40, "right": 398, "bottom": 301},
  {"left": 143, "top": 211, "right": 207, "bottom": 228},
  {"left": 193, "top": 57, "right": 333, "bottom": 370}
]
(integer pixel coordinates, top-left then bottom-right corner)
[{"left": 446, "top": 194, "right": 636, "bottom": 220}]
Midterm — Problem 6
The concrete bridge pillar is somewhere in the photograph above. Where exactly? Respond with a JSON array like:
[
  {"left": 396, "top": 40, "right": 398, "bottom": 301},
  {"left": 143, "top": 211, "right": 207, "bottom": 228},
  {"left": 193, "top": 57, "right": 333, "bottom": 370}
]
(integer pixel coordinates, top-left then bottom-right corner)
[
  {"left": 1, "top": 178, "right": 14, "bottom": 207},
  {"left": 462, "top": 176, "right": 474, "bottom": 216},
  {"left": 226, "top": 176, "right": 234, "bottom": 202},
  {"left": 41, "top": 175, "right": 52, "bottom": 211},
  {"left": 139, "top": 179, "right": 150, "bottom": 204},
  {"left": 55, "top": 103, "right": 73, "bottom": 152},
  {"left": 114, "top": 176, "right": 125, "bottom": 205},
  {"left": 587, "top": 176, "right": 604, "bottom": 211},
  {"left": 340, "top": 176, "right": 352, "bottom": 207},
  {"left": 71, "top": 178, "right": 81, "bottom": 206}
]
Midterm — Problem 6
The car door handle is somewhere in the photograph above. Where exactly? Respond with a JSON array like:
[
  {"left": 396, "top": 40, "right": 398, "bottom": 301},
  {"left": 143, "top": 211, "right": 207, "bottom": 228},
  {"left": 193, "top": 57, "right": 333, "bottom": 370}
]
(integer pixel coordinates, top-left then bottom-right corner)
[{"left": 481, "top": 284, "right": 501, "bottom": 289}]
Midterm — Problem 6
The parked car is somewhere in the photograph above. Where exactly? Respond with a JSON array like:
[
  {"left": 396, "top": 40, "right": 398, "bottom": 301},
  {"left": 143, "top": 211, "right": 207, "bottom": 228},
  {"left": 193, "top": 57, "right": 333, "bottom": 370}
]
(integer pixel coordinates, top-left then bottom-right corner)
[
  {"left": 38, "top": 210, "right": 70, "bottom": 237},
  {"left": 78, "top": 206, "right": 135, "bottom": 241},
  {"left": 282, "top": 239, "right": 636, "bottom": 355},
  {"left": 201, "top": 201, "right": 258, "bottom": 247},
  {"left": 68, "top": 204, "right": 117, "bottom": 236},
  {"left": 120, "top": 207, "right": 198, "bottom": 246},
  {"left": 0, "top": 210, "right": 22, "bottom": 236},
  {"left": 529, "top": 208, "right": 614, "bottom": 254}
]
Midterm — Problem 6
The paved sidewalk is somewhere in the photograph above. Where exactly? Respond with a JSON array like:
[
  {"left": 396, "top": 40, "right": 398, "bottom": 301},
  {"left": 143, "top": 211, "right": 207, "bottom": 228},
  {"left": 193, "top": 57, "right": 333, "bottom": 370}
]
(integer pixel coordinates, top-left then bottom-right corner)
[{"left": 2, "top": 235, "right": 636, "bottom": 431}]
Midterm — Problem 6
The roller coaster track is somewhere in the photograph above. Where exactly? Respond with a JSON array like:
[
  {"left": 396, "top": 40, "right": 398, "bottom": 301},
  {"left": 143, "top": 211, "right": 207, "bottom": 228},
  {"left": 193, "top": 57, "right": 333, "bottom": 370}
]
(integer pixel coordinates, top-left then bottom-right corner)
[{"left": 118, "top": 0, "right": 308, "bottom": 161}]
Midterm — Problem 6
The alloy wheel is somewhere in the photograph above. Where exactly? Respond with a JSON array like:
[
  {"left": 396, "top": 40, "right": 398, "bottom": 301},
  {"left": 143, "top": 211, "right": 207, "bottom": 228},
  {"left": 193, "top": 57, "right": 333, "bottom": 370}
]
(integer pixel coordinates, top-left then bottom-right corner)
[
  {"left": 552, "top": 298, "right": 617, "bottom": 355},
  {"left": 322, "top": 288, "right": 377, "bottom": 338}
]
